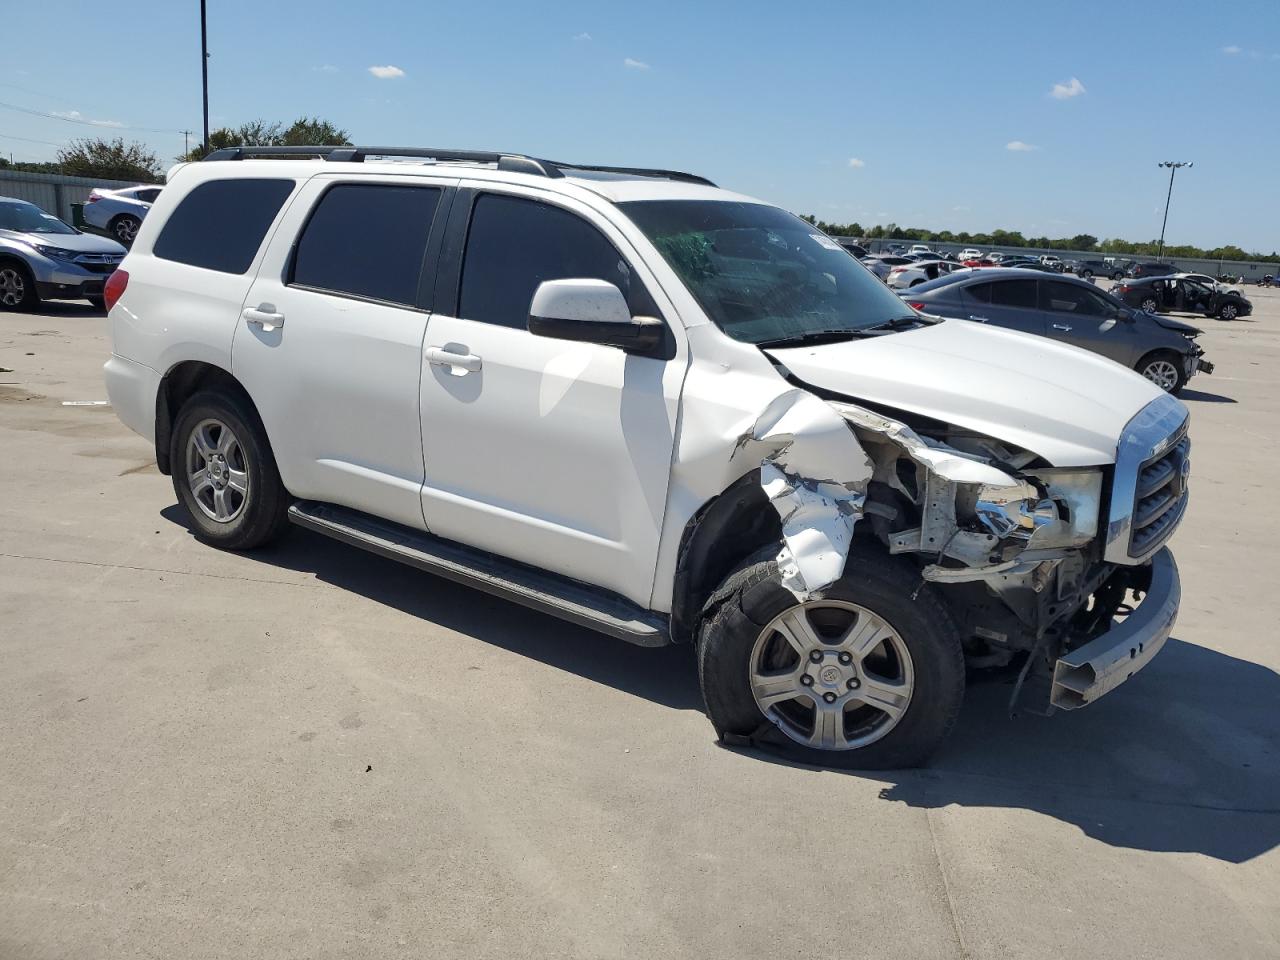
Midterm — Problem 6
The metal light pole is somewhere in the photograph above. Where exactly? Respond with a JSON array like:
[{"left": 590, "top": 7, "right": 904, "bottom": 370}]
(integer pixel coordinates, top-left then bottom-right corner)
[
  {"left": 1156, "top": 161, "right": 1192, "bottom": 262},
  {"left": 200, "top": 0, "right": 210, "bottom": 155}
]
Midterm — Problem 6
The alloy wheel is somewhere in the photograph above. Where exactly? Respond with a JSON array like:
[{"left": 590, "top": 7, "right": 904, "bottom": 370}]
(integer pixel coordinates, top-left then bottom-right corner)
[
  {"left": 1142, "top": 359, "right": 1180, "bottom": 392},
  {"left": 186, "top": 418, "right": 249, "bottom": 522},
  {"left": 749, "top": 600, "right": 914, "bottom": 751},
  {"left": 1141, "top": 298, "right": 1158, "bottom": 312},
  {"left": 1221, "top": 304, "right": 1237, "bottom": 320},
  {"left": 0, "top": 267, "right": 25, "bottom": 307},
  {"left": 115, "top": 218, "right": 139, "bottom": 243}
]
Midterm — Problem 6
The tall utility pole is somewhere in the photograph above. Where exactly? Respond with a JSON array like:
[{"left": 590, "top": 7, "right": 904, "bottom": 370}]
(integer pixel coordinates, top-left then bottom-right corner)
[
  {"left": 1156, "top": 161, "right": 1192, "bottom": 262},
  {"left": 200, "top": 0, "right": 210, "bottom": 154},
  {"left": 182, "top": 129, "right": 192, "bottom": 156}
]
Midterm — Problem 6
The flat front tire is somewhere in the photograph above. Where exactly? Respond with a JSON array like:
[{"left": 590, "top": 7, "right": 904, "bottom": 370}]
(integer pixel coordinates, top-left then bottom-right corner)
[
  {"left": 170, "top": 390, "right": 290, "bottom": 549},
  {"left": 697, "top": 543, "right": 965, "bottom": 769}
]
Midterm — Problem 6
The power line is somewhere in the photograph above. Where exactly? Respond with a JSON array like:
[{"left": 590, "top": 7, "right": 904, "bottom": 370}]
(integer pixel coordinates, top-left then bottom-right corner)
[
  {"left": 0, "top": 99, "right": 186, "bottom": 135},
  {"left": 0, "top": 132, "right": 67, "bottom": 148}
]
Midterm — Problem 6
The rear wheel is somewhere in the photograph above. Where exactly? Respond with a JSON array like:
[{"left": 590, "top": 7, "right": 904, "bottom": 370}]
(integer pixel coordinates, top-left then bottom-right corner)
[
  {"left": 696, "top": 542, "right": 964, "bottom": 769},
  {"left": 0, "top": 261, "right": 38, "bottom": 311},
  {"left": 170, "top": 390, "right": 290, "bottom": 549},
  {"left": 1137, "top": 350, "right": 1187, "bottom": 394},
  {"left": 111, "top": 215, "right": 141, "bottom": 245}
]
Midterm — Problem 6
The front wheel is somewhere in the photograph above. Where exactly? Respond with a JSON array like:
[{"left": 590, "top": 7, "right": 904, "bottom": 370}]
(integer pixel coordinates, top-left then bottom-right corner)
[
  {"left": 1081, "top": 270, "right": 1093, "bottom": 279},
  {"left": 170, "top": 390, "right": 291, "bottom": 549},
  {"left": 696, "top": 543, "right": 965, "bottom": 769},
  {"left": 1137, "top": 350, "right": 1187, "bottom": 394},
  {"left": 1113, "top": 271, "right": 1125, "bottom": 281},
  {"left": 0, "top": 261, "right": 38, "bottom": 311},
  {"left": 1218, "top": 302, "right": 1238, "bottom": 320},
  {"left": 1140, "top": 296, "right": 1159, "bottom": 313}
]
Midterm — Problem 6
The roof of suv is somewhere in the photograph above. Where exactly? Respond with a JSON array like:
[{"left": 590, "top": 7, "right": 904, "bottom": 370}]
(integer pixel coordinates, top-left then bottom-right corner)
[{"left": 173, "top": 147, "right": 761, "bottom": 206}]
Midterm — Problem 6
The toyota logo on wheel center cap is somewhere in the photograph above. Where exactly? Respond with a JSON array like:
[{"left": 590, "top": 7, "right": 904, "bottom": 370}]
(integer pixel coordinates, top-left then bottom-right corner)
[{"left": 819, "top": 665, "right": 842, "bottom": 685}]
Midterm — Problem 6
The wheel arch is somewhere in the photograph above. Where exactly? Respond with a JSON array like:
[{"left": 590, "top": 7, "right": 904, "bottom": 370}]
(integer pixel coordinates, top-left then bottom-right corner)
[
  {"left": 670, "top": 471, "right": 782, "bottom": 645},
  {"left": 155, "top": 361, "right": 260, "bottom": 475}
]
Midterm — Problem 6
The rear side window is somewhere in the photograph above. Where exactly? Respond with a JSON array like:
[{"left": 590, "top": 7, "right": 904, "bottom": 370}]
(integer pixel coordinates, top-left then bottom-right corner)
[
  {"left": 459, "top": 193, "right": 653, "bottom": 328},
  {"left": 153, "top": 178, "right": 293, "bottom": 274},
  {"left": 134, "top": 189, "right": 161, "bottom": 203},
  {"left": 291, "top": 184, "right": 442, "bottom": 307},
  {"left": 963, "top": 281, "right": 992, "bottom": 303},
  {"left": 1040, "top": 280, "right": 1112, "bottom": 316},
  {"left": 990, "top": 279, "right": 1038, "bottom": 308}
]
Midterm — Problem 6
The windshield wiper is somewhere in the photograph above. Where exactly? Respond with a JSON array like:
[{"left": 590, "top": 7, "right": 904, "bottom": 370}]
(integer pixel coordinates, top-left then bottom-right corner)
[
  {"left": 864, "top": 315, "right": 938, "bottom": 331},
  {"left": 753, "top": 329, "right": 880, "bottom": 349}
]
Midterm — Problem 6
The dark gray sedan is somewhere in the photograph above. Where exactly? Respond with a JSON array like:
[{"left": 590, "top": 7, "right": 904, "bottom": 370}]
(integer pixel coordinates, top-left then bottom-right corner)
[{"left": 903, "top": 268, "right": 1213, "bottom": 393}]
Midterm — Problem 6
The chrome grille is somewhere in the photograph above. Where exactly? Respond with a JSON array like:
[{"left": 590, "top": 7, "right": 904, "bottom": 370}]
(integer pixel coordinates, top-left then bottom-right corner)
[{"left": 1129, "top": 430, "right": 1189, "bottom": 558}]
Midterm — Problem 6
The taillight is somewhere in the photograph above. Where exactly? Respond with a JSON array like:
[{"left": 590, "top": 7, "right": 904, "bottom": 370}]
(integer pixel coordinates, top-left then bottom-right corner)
[
  {"left": 907, "top": 301, "right": 926, "bottom": 311},
  {"left": 103, "top": 269, "right": 129, "bottom": 311}
]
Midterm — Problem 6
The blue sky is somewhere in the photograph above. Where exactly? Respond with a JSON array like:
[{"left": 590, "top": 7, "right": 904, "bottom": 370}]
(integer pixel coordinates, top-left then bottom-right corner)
[{"left": 3, "top": 0, "right": 1278, "bottom": 251}]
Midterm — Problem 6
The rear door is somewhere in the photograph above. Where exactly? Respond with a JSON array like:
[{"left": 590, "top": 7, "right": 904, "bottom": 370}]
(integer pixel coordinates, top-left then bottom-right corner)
[
  {"left": 233, "top": 174, "right": 455, "bottom": 529},
  {"left": 959, "top": 278, "right": 1045, "bottom": 335},
  {"left": 416, "top": 183, "right": 685, "bottom": 606}
]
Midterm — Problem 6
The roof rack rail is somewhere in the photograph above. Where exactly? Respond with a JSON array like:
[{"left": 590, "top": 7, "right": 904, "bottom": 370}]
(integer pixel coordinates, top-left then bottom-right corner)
[{"left": 199, "top": 145, "right": 715, "bottom": 186}]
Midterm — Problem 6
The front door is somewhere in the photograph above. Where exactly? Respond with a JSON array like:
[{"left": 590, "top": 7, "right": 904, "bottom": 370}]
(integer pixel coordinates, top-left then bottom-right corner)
[
  {"left": 233, "top": 175, "right": 454, "bottom": 529},
  {"left": 417, "top": 185, "right": 685, "bottom": 606},
  {"left": 1039, "top": 279, "right": 1138, "bottom": 364}
]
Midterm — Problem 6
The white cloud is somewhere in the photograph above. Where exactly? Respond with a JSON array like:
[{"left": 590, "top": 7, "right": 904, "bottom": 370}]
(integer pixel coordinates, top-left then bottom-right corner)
[
  {"left": 952, "top": 205, "right": 970, "bottom": 213},
  {"left": 1049, "top": 76, "right": 1086, "bottom": 99},
  {"left": 1006, "top": 140, "right": 1039, "bottom": 152},
  {"left": 623, "top": 57, "right": 650, "bottom": 70},
  {"left": 315, "top": 64, "right": 339, "bottom": 73},
  {"left": 573, "top": 32, "right": 591, "bottom": 41},
  {"left": 368, "top": 65, "right": 405, "bottom": 79},
  {"left": 52, "top": 109, "right": 122, "bottom": 127},
  {"left": 847, "top": 157, "right": 865, "bottom": 169},
  {"left": 1222, "top": 44, "right": 1242, "bottom": 54}
]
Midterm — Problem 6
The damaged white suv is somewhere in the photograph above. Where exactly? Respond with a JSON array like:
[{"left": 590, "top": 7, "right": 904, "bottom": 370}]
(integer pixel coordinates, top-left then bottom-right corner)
[{"left": 104, "top": 146, "right": 1187, "bottom": 767}]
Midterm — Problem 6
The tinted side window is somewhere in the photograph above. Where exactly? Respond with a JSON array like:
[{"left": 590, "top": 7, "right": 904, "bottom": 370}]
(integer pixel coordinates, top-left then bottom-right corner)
[
  {"left": 963, "top": 282, "right": 992, "bottom": 304},
  {"left": 154, "top": 179, "right": 293, "bottom": 274},
  {"left": 1041, "top": 280, "right": 1111, "bottom": 316},
  {"left": 291, "top": 184, "right": 441, "bottom": 307},
  {"left": 459, "top": 194, "right": 652, "bottom": 328},
  {"left": 990, "top": 279, "right": 1038, "bottom": 308},
  {"left": 135, "top": 189, "right": 161, "bottom": 203}
]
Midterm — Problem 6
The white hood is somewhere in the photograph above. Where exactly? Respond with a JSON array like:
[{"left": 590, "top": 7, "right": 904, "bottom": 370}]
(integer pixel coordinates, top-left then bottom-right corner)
[{"left": 766, "top": 320, "right": 1170, "bottom": 466}]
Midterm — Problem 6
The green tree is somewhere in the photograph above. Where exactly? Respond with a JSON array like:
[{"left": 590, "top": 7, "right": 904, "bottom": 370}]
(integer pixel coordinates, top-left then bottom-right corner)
[
  {"left": 182, "top": 116, "right": 351, "bottom": 160},
  {"left": 56, "top": 137, "right": 161, "bottom": 182}
]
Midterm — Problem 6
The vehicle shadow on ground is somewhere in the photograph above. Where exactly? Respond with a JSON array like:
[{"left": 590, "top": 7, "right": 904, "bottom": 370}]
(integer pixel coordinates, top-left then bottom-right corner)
[
  {"left": 30, "top": 300, "right": 104, "bottom": 317},
  {"left": 162, "top": 509, "right": 1278, "bottom": 862},
  {"left": 160, "top": 509, "right": 703, "bottom": 711},
  {"left": 1180, "top": 388, "right": 1237, "bottom": 403},
  {"left": 745, "top": 639, "right": 1280, "bottom": 863}
]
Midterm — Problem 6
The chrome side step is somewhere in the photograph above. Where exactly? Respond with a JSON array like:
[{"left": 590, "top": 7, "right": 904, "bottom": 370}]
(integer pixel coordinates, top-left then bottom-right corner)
[{"left": 287, "top": 501, "right": 670, "bottom": 647}]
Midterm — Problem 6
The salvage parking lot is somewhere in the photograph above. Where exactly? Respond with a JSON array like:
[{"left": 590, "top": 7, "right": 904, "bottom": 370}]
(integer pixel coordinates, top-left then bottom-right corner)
[{"left": 2, "top": 288, "right": 1279, "bottom": 959}]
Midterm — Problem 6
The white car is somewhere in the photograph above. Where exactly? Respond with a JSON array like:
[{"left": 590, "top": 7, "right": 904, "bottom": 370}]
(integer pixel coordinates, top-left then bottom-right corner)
[
  {"left": 886, "top": 259, "right": 967, "bottom": 288},
  {"left": 907, "top": 243, "right": 932, "bottom": 256},
  {"left": 103, "top": 145, "right": 1188, "bottom": 768},
  {"left": 82, "top": 185, "right": 162, "bottom": 245},
  {"left": 957, "top": 247, "right": 983, "bottom": 261}
]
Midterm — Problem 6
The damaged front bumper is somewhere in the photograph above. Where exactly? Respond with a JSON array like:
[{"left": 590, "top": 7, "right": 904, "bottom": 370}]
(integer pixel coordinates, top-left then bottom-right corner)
[{"left": 1050, "top": 547, "right": 1180, "bottom": 710}]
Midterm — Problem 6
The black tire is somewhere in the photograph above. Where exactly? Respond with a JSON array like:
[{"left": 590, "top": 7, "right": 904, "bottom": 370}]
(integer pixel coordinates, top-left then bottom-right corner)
[
  {"left": 1113, "top": 271, "right": 1125, "bottom": 281},
  {"left": 87, "top": 296, "right": 106, "bottom": 312},
  {"left": 170, "top": 389, "right": 290, "bottom": 550},
  {"left": 696, "top": 541, "right": 965, "bottom": 769},
  {"left": 1140, "top": 296, "right": 1159, "bottom": 313},
  {"left": 1136, "top": 349, "right": 1187, "bottom": 395},
  {"left": 1218, "top": 301, "right": 1239, "bottom": 321},
  {"left": 110, "top": 215, "right": 141, "bottom": 246},
  {"left": 1081, "top": 269, "right": 1093, "bottom": 279},
  {"left": 0, "top": 259, "right": 39, "bottom": 311},
  {"left": 908, "top": 278, "right": 924, "bottom": 287}
]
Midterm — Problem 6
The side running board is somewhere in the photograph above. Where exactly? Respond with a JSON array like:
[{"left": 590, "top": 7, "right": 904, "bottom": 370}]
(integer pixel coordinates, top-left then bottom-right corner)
[{"left": 287, "top": 501, "right": 670, "bottom": 647}]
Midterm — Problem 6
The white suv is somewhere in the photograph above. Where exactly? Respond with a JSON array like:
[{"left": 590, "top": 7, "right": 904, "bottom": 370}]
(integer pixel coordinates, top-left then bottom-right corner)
[{"left": 103, "top": 146, "right": 1188, "bottom": 768}]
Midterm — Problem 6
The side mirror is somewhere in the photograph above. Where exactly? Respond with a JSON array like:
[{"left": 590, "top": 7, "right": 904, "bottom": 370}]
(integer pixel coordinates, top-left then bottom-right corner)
[{"left": 528, "top": 279, "right": 664, "bottom": 355}]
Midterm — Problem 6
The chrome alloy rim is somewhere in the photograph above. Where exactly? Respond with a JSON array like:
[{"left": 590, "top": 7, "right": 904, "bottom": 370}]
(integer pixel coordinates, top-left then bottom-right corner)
[
  {"left": 0, "top": 267, "right": 25, "bottom": 306},
  {"left": 1142, "top": 360, "right": 1180, "bottom": 392},
  {"left": 186, "top": 418, "right": 248, "bottom": 522},
  {"left": 749, "top": 600, "right": 915, "bottom": 751}
]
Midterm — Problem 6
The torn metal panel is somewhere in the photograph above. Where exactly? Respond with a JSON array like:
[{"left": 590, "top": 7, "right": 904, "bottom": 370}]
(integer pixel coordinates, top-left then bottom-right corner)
[{"left": 731, "top": 390, "right": 874, "bottom": 597}]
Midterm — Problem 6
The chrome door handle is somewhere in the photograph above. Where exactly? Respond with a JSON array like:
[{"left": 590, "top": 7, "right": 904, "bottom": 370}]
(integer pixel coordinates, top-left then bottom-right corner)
[
  {"left": 243, "top": 304, "right": 285, "bottom": 331},
  {"left": 1051, "top": 323, "right": 1073, "bottom": 332},
  {"left": 424, "top": 346, "right": 482, "bottom": 373},
  {"left": 968, "top": 315, "right": 990, "bottom": 323}
]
